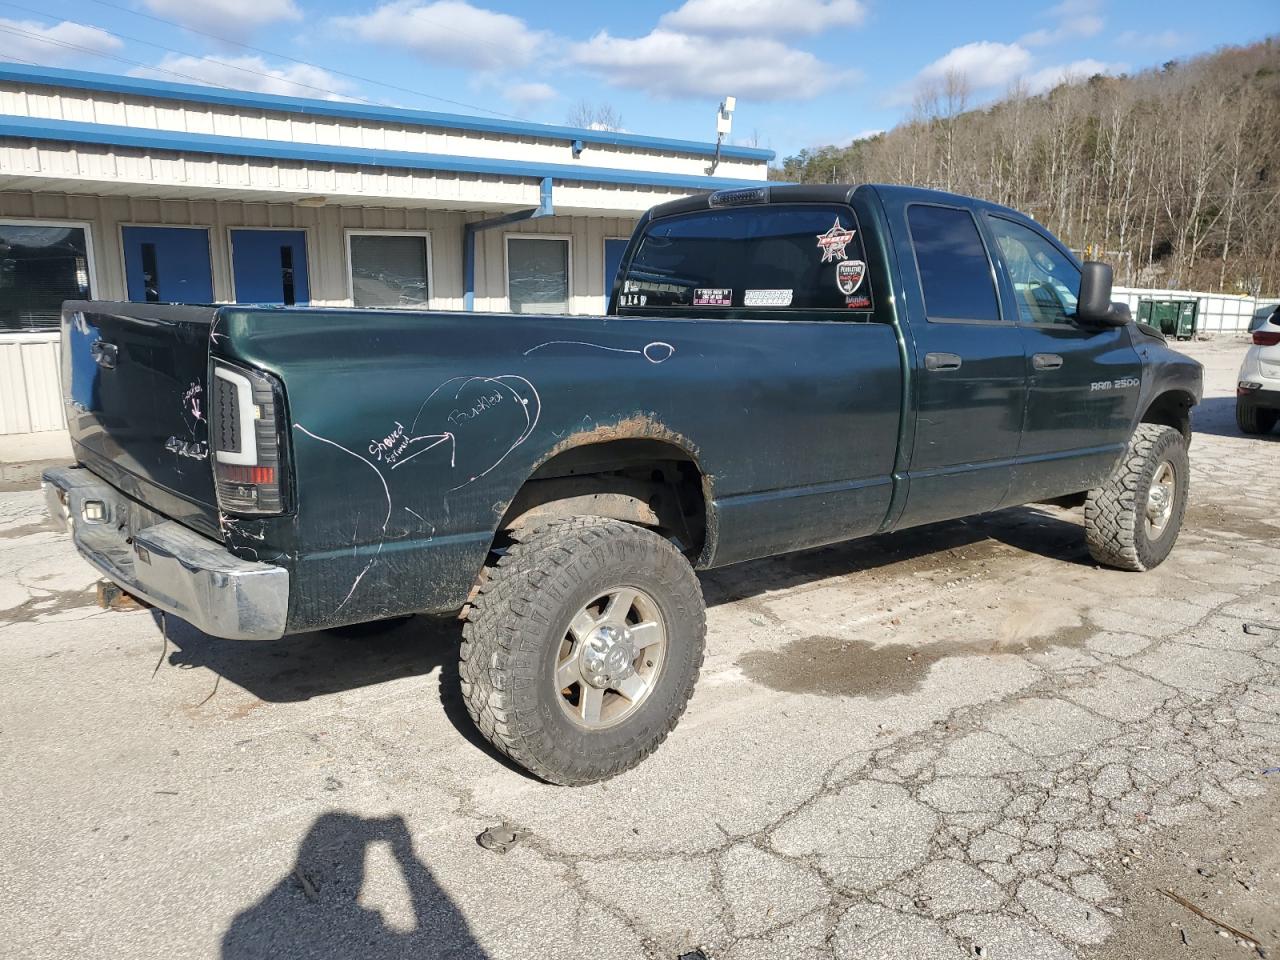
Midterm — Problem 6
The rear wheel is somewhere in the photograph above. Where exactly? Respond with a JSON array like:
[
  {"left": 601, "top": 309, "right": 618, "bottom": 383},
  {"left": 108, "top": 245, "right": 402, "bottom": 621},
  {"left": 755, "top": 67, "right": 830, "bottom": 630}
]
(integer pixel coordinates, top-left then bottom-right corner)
[
  {"left": 1084, "top": 424, "right": 1189, "bottom": 572},
  {"left": 1236, "top": 401, "right": 1278, "bottom": 435},
  {"left": 459, "top": 517, "right": 705, "bottom": 786}
]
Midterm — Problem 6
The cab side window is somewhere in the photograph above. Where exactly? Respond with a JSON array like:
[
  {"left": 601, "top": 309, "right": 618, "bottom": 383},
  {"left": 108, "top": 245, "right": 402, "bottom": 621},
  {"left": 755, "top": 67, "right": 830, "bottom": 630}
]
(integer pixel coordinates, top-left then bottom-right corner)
[
  {"left": 906, "top": 204, "right": 1000, "bottom": 322},
  {"left": 986, "top": 216, "right": 1080, "bottom": 325}
]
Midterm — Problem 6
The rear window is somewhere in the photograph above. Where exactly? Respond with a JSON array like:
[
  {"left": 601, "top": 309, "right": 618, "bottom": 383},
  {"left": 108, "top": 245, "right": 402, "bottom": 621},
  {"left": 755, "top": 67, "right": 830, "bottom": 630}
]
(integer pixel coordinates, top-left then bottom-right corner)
[{"left": 618, "top": 204, "right": 874, "bottom": 315}]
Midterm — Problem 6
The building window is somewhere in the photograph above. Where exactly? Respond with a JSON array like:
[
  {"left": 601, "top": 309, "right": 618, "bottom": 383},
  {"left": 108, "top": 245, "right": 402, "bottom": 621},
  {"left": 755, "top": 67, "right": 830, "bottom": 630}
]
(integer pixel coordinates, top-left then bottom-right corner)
[
  {"left": 507, "top": 236, "right": 570, "bottom": 314},
  {"left": 348, "top": 231, "right": 431, "bottom": 308},
  {"left": 0, "top": 221, "right": 93, "bottom": 332}
]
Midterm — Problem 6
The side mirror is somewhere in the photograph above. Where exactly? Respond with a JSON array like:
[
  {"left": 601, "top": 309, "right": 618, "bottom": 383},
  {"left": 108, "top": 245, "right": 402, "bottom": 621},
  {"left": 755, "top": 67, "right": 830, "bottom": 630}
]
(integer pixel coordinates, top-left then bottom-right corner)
[{"left": 1077, "top": 261, "right": 1131, "bottom": 327}]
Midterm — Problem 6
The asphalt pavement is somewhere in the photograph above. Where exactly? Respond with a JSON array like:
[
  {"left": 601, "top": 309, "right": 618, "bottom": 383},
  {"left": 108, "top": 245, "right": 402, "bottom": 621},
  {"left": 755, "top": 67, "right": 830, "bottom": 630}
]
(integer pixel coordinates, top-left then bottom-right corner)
[{"left": 1, "top": 338, "right": 1276, "bottom": 960}]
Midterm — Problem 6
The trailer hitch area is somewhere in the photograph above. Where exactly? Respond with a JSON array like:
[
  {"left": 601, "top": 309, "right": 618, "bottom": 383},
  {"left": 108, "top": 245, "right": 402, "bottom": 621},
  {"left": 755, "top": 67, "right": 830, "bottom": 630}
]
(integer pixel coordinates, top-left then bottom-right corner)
[{"left": 96, "top": 579, "right": 150, "bottom": 612}]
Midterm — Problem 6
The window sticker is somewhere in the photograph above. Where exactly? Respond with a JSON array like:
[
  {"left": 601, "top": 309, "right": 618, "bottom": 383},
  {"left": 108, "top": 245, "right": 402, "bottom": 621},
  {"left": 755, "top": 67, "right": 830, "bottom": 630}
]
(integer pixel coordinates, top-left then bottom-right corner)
[
  {"left": 846, "top": 294, "right": 872, "bottom": 310},
  {"left": 693, "top": 288, "right": 732, "bottom": 306},
  {"left": 835, "top": 260, "right": 866, "bottom": 296},
  {"left": 816, "top": 219, "right": 856, "bottom": 263},
  {"left": 744, "top": 289, "right": 793, "bottom": 307},
  {"left": 619, "top": 293, "right": 648, "bottom": 307}
]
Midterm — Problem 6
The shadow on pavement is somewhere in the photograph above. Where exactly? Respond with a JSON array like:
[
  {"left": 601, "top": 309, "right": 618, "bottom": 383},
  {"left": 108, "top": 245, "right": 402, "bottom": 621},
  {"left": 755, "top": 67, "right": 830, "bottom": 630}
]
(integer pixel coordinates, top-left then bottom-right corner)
[
  {"left": 222, "top": 811, "right": 486, "bottom": 960},
  {"left": 155, "top": 611, "right": 530, "bottom": 775},
  {"left": 1192, "top": 395, "right": 1278, "bottom": 439},
  {"left": 153, "top": 504, "right": 1090, "bottom": 700},
  {"left": 701, "top": 504, "right": 1091, "bottom": 607}
]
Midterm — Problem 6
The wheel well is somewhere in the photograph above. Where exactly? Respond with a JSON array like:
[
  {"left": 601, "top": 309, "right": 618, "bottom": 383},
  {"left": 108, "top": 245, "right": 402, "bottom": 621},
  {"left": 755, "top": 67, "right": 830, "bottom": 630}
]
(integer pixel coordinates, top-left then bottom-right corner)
[
  {"left": 497, "top": 439, "right": 708, "bottom": 557},
  {"left": 1140, "top": 390, "right": 1195, "bottom": 442}
]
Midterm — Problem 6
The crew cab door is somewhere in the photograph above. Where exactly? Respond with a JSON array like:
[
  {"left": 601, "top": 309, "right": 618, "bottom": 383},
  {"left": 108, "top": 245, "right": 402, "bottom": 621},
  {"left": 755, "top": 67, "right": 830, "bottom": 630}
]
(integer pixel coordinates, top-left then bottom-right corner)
[
  {"left": 890, "top": 201, "right": 1027, "bottom": 528},
  {"left": 981, "top": 214, "right": 1142, "bottom": 503}
]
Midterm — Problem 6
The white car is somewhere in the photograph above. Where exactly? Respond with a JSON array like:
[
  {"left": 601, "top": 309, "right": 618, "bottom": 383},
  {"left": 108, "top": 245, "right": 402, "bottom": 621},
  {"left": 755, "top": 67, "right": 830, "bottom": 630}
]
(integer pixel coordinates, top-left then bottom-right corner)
[{"left": 1237, "top": 305, "right": 1280, "bottom": 434}]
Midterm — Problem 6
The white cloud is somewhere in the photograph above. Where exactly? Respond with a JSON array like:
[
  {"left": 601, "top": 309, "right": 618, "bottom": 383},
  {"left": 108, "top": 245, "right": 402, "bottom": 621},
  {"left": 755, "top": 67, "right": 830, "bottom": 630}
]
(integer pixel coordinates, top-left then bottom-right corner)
[
  {"left": 1020, "top": 0, "right": 1104, "bottom": 47},
  {"left": 917, "top": 41, "right": 1034, "bottom": 90},
  {"left": 505, "top": 81, "right": 558, "bottom": 108},
  {"left": 1026, "top": 57, "right": 1125, "bottom": 92},
  {"left": 1115, "top": 28, "right": 1186, "bottom": 50},
  {"left": 142, "top": 0, "right": 300, "bottom": 37},
  {"left": 660, "top": 0, "right": 866, "bottom": 36},
  {"left": 334, "top": 1, "right": 548, "bottom": 71},
  {"left": 0, "top": 18, "right": 122, "bottom": 66},
  {"left": 131, "top": 55, "right": 354, "bottom": 100},
  {"left": 571, "top": 29, "right": 853, "bottom": 101},
  {"left": 897, "top": 40, "right": 1125, "bottom": 105}
]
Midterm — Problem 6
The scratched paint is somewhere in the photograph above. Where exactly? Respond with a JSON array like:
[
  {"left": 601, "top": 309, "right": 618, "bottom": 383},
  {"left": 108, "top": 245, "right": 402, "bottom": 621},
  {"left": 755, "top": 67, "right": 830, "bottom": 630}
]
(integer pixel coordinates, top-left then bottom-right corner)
[{"left": 286, "top": 339, "right": 673, "bottom": 616}]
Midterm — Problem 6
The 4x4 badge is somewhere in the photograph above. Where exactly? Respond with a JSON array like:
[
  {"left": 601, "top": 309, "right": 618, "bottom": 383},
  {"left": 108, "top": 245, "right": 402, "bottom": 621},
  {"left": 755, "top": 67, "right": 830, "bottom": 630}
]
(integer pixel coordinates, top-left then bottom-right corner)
[{"left": 836, "top": 259, "right": 866, "bottom": 295}]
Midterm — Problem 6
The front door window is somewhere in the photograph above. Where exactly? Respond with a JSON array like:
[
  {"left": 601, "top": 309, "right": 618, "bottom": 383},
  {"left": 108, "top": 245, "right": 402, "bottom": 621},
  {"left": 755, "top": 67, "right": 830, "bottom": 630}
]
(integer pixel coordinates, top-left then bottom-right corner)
[{"left": 985, "top": 216, "right": 1080, "bottom": 325}]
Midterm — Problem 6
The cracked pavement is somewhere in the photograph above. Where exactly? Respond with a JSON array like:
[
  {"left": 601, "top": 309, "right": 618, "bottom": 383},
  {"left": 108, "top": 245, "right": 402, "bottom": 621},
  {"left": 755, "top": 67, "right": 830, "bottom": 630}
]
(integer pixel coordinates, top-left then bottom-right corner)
[{"left": 1, "top": 339, "right": 1277, "bottom": 959}]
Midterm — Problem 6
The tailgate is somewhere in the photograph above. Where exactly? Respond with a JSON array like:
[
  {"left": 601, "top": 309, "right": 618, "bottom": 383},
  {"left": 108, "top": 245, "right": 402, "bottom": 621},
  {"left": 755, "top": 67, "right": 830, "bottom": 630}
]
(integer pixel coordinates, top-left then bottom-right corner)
[{"left": 61, "top": 301, "right": 222, "bottom": 538}]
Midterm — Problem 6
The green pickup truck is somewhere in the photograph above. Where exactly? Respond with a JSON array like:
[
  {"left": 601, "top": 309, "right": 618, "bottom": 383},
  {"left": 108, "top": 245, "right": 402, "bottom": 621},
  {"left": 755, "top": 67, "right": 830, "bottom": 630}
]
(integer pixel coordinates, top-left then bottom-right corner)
[{"left": 44, "top": 184, "right": 1203, "bottom": 785}]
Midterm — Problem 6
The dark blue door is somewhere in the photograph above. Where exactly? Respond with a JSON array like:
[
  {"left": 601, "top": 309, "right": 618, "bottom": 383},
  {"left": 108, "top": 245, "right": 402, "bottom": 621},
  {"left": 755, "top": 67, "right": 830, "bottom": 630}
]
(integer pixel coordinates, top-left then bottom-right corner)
[
  {"left": 122, "top": 226, "right": 213, "bottom": 303},
  {"left": 230, "top": 229, "right": 310, "bottom": 304},
  {"left": 604, "top": 238, "right": 628, "bottom": 309}
]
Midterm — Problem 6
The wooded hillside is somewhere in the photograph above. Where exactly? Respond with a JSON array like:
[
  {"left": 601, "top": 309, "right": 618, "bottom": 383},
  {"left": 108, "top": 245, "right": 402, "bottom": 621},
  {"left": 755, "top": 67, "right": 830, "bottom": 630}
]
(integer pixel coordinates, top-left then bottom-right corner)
[{"left": 774, "top": 39, "right": 1280, "bottom": 295}]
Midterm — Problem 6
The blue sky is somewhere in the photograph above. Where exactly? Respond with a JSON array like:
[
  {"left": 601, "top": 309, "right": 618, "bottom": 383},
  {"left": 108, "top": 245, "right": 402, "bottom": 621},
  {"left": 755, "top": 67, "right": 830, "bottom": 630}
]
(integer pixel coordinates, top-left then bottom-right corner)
[{"left": 1, "top": 0, "right": 1276, "bottom": 158}]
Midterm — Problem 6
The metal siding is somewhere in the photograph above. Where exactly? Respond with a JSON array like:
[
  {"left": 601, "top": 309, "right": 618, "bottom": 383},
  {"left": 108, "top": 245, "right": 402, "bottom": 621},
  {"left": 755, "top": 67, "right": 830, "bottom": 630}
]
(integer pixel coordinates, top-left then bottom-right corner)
[
  {"left": 0, "top": 333, "right": 63, "bottom": 434},
  {"left": 0, "top": 67, "right": 774, "bottom": 165},
  {"left": 0, "top": 115, "right": 767, "bottom": 196},
  {"left": 0, "top": 190, "right": 637, "bottom": 433},
  {"left": 0, "top": 338, "right": 31, "bottom": 433}
]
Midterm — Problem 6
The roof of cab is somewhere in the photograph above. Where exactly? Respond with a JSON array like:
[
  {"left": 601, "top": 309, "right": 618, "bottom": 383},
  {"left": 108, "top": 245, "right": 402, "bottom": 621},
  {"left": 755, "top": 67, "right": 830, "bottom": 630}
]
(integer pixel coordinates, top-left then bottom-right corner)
[{"left": 646, "top": 183, "right": 1027, "bottom": 223}]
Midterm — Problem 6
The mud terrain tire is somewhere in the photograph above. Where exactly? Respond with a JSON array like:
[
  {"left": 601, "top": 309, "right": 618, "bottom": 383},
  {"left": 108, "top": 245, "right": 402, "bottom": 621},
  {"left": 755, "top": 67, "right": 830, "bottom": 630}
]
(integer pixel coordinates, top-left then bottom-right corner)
[
  {"left": 460, "top": 517, "right": 705, "bottom": 786},
  {"left": 1084, "top": 423, "right": 1189, "bottom": 572}
]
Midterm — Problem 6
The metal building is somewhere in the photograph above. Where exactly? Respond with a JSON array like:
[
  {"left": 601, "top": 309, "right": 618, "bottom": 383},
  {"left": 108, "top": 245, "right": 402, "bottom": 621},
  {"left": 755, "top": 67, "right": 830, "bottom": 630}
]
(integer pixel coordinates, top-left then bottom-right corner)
[{"left": 0, "top": 64, "right": 771, "bottom": 456}]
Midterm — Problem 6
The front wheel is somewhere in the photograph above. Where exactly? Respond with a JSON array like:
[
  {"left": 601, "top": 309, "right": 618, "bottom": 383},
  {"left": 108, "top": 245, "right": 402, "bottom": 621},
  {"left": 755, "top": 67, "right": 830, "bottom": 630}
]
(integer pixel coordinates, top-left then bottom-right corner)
[
  {"left": 459, "top": 517, "right": 706, "bottom": 786},
  {"left": 1084, "top": 424, "right": 1189, "bottom": 571}
]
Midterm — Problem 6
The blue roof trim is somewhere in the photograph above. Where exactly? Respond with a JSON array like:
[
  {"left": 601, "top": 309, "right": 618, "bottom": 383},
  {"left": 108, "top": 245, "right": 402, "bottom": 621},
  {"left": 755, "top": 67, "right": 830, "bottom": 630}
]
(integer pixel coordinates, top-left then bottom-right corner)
[
  {"left": 0, "top": 64, "right": 776, "bottom": 163},
  {"left": 0, "top": 115, "right": 769, "bottom": 192}
]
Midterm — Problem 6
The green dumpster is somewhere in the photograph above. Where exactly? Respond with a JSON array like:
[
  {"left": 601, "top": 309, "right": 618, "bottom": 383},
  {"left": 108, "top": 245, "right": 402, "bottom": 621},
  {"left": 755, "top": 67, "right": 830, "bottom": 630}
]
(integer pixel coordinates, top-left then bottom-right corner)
[{"left": 1136, "top": 299, "right": 1197, "bottom": 340}]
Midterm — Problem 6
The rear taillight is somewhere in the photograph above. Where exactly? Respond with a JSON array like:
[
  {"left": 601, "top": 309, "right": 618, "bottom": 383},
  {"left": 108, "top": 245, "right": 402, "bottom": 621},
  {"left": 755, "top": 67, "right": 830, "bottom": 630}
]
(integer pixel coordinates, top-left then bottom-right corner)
[
  {"left": 211, "top": 360, "right": 288, "bottom": 514},
  {"left": 1253, "top": 330, "right": 1280, "bottom": 346}
]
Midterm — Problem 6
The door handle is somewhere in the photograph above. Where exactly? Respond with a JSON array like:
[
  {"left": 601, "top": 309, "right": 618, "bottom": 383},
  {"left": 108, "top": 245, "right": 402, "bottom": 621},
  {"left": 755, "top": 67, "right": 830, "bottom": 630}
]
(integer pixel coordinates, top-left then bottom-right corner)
[
  {"left": 924, "top": 352, "right": 962, "bottom": 372},
  {"left": 1032, "top": 353, "right": 1064, "bottom": 370}
]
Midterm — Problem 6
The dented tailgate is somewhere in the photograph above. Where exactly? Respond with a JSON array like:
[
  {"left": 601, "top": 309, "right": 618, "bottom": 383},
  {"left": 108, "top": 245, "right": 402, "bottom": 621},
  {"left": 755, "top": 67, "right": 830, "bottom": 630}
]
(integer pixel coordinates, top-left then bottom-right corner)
[{"left": 61, "top": 301, "right": 223, "bottom": 539}]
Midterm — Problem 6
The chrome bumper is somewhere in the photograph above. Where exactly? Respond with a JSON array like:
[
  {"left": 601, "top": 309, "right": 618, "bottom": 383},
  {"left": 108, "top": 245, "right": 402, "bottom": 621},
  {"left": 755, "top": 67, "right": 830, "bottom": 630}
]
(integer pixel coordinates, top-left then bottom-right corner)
[{"left": 42, "top": 466, "right": 289, "bottom": 640}]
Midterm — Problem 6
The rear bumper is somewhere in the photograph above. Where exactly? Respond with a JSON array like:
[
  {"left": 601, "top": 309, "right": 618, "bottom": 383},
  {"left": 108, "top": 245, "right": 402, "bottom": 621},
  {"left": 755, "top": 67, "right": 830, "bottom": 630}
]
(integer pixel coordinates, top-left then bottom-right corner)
[
  {"left": 42, "top": 466, "right": 289, "bottom": 640},
  {"left": 1237, "top": 387, "right": 1280, "bottom": 411}
]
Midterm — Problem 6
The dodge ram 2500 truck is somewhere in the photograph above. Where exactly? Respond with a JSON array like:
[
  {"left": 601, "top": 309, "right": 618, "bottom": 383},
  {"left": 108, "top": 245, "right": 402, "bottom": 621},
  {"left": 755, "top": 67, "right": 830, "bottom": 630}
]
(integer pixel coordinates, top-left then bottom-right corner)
[{"left": 44, "top": 184, "right": 1203, "bottom": 785}]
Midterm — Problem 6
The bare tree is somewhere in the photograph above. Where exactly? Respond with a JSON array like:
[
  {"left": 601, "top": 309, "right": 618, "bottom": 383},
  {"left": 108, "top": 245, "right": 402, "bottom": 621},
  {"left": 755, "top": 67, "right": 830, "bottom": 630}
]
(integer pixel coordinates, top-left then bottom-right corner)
[
  {"left": 774, "top": 37, "right": 1280, "bottom": 295},
  {"left": 566, "top": 100, "right": 624, "bottom": 132}
]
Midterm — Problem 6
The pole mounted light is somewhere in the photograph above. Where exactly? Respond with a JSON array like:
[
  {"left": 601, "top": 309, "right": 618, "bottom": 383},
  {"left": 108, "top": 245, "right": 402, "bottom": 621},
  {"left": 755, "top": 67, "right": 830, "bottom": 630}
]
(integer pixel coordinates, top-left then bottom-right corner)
[{"left": 706, "top": 96, "right": 735, "bottom": 175}]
